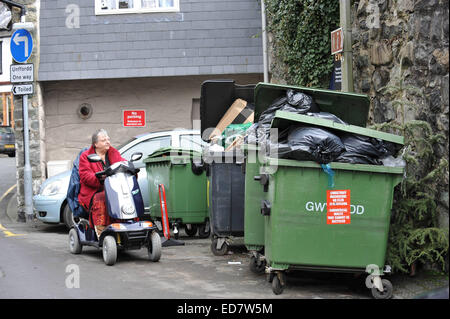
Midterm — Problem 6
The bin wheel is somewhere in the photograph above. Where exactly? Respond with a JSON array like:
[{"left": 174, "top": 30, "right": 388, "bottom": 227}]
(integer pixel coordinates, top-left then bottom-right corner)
[
  {"left": 371, "top": 279, "right": 393, "bottom": 299},
  {"left": 211, "top": 238, "right": 228, "bottom": 256},
  {"left": 185, "top": 224, "right": 198, "bottom": 237},
  {"left": 102, "top": 235, "right": 117, "bottom": 266},
  {"left": 148, "top": 231, "right": 162, "bottom": 262},
  {"left": 266, "top": 272, "right": 275, "bottom": 283},
  {"left": 198, "top": 223, "right": 210, "bottom": 238},
  {"left": 68, "top": 228, "right": 82, "bottom": 254},
  {"left": 272, "top": 273, "right": 285, "bottom": 295},
  {"left": 249, "top": 255, "right": 266, "bottom": 274}
]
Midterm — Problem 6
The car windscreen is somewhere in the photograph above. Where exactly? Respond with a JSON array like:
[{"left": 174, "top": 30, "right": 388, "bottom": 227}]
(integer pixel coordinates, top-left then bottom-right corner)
[
  {"left": 116, "top": 137, "right": 137, "bottom": 151},
  {"left": 180, "top": 134, "right": 208, "bottom": 153}
]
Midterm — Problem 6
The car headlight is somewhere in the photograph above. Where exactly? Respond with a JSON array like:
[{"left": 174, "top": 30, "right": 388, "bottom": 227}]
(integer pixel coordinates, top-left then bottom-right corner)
[{"left": 40, "top": 180, "right": 63, "bottom": 196}]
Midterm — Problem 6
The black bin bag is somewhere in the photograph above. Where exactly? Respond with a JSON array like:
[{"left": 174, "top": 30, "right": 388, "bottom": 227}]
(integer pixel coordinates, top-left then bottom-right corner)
[
  {"left": 335, "top": 133, "right": 397, "bottom": 165},
  {"left": 287, "top": 126, "right": 345, "bottom": 164},
  {"left": 257, "top": 89, "right": 320, "bottom": 135}
]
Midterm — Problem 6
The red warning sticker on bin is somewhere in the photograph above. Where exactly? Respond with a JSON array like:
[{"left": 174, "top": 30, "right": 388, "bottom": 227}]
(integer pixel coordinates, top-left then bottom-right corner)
[{"left": 327, "top": 189, "right": 351, "bottom": 225}]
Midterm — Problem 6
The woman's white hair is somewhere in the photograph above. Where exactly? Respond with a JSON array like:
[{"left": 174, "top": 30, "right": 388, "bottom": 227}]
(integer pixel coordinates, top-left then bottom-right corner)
[{"left": 91, "top": 129, "right": 109, "bottom": 146}]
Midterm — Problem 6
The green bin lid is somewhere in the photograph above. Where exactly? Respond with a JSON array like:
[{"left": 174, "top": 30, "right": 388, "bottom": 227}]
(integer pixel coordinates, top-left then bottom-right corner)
[
  {"left": 254, "top": 83, "right": 371, "bottom": 127},
  {"left": 271, "top": 110, "right": 404, "bottom": 145}
]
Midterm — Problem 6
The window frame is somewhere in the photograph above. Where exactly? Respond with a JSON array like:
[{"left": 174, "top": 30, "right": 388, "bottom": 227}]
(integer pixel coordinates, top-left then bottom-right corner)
[{"left": 95, "top": 0, "right": 180, "bottom": 15}]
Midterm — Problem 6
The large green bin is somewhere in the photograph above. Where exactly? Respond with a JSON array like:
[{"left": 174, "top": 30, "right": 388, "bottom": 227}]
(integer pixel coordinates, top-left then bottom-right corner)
[
  {"left": 253, "top": 83, "right": 405, "bottom": 298},
  {"left": 245, "top": 82, "right": 374, "bottom": 274},
  {"left": 144, "top": 148, "right": 209, "bottom": 238},
  {"left": 260, "top": 110, "right": 404, "bottom": 298}
]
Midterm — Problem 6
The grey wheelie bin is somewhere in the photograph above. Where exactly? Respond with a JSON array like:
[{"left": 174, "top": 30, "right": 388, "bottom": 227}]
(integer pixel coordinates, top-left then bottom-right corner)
[{"left": 200, "top": 80, "right": 258, "bottom": 256}]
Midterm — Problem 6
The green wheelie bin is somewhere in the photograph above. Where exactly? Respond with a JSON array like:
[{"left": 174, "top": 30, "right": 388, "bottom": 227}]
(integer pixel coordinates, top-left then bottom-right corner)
[
  {"left": 253, "top": 83, "right": 405, "bottom": 299},
  {"left": 259, "top": 112, "right": 404, "bottom": 298},
  {"left": 244, "top": 82, "right": 375, "bottom": 275},
  {"left": 144, "top": 147, "right": 209, "bottom": 239}
]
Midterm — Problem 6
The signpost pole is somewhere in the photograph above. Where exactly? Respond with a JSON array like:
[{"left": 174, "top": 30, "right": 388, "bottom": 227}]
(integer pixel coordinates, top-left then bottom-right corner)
[
  {"left": 10, "top": 26, "right": 35, "bottom": 223},
  {"left": 22, "top": 94, "right": 33, "bottom": 221},
  {"left": 340, "top": 0, "right": 353, "bottom": 92}
]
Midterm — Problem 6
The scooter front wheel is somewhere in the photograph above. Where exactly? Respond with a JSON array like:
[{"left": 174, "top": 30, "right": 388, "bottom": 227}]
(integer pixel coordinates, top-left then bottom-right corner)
[
  {"left": 69, "top": 228, "right": 82, "bottom": 254},
  {"left": 148, "top": 231, "right": 161, "bottom": 262},
  {"left": 103, "top": 235, "right": 117, "bottom": 266}
]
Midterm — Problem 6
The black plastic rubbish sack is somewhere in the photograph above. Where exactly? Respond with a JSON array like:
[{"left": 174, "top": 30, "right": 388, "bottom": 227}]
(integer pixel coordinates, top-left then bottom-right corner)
[
  {"left": 258, "top": 90, "right": 319, "bottom": 134},
  {"left": 335, "top": 133, "right": 397, "bottom": 165},
  {"left": 287, "top": 126, "right": 345, "bottom": 164}
]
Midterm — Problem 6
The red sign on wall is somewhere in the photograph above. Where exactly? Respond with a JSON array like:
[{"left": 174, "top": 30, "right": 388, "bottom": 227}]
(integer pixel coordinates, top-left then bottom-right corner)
[
  {"left": 331, "top": 28, "right": 344, "bottom": 55},
  {"left": 327, "top": 189, "right": 351, "bottom": 225},
  {"left": 123, "top": 110, "right": 146, "bottom": 127}
]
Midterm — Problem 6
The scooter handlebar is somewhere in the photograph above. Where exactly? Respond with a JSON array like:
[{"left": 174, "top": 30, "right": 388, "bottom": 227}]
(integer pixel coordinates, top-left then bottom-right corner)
[{"left": 95, "top": 170, "right": 106, "bottom": 178}]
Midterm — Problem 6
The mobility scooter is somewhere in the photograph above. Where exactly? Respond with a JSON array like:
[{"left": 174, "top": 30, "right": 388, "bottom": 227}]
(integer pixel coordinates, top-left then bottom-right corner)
[{"left": 68, "top": 152, "right": 162, "bottom": 266}]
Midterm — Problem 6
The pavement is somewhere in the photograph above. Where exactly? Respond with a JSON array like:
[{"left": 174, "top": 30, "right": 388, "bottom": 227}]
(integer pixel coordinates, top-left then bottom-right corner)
[{"left": 1, "top": 188, "right": 448, "bottom": 299}]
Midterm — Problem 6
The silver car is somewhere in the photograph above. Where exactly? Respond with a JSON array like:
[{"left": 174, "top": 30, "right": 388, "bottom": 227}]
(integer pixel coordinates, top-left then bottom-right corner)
[{"left": 33, "top": 129, "right": 206, "bottom": 229}]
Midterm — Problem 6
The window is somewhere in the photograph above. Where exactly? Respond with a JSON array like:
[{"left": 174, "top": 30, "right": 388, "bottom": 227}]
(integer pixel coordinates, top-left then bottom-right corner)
[
  {"left": 191, "top": 98, "right": 200, "bottom": 130},
  {"left": 120, "top": 135, "right": 171, "bottom": 167},
  {"left": 95, "top": 0, "right": 179, "bottom": 15}
]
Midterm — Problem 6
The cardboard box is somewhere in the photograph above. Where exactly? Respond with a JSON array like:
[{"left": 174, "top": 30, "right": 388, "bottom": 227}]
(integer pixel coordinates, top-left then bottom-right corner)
[{"left": 208, "top": 99, "right": 254, "bottom": 140}]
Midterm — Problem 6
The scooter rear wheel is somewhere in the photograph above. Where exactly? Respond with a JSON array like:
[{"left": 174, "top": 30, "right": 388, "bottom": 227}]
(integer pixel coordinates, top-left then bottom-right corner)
[
  {"left": 103, "top": 235, "right": 117, "bottom": 266},
  {"left": 148, "top": 231, "right": 162, "bottom": 262}
]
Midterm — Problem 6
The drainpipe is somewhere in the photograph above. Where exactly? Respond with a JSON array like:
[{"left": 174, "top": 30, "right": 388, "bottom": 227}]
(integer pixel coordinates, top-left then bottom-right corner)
[
  {"left": 340, "top": 0, "right": 354, "bottom": 92},
  {"left": 261, "top": 0, "right": 269, "bottom": 83}
]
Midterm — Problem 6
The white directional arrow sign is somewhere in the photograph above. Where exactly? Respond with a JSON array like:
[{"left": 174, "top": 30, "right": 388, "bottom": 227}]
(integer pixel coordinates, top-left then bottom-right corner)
[
  {"left": 13, "top": 33, "right": 29, "bottom": 57},
  {"left": 12, "top": 84, "right": 34, "bottom": 96},
  {"left": 10, "top": 29, "right": 33, "bottom": 63}
]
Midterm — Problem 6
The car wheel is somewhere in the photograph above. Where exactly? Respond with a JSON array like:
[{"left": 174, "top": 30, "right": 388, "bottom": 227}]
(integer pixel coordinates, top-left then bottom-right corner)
[{"left": 63, "top": 204, "right": 74, "bottom": 230}]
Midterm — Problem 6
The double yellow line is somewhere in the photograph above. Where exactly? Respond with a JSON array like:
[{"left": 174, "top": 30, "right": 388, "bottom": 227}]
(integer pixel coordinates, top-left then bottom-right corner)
[{"left": 0, "top": 184, "right": 25, "bottom": 237}]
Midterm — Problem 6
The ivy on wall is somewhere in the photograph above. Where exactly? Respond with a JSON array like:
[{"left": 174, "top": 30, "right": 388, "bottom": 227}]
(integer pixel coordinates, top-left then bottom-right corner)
[
  {"left": 373, "top": 77, "right": 449, "bottom": 274},
  {"left": 265, "top": 0, "right": 340, "bottom": 88}
]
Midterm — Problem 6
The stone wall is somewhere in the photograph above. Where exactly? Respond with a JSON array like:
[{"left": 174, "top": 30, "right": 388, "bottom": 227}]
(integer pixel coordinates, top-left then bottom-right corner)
[{"left": 351, "top": 0, "right": 449, "bottom": 228}]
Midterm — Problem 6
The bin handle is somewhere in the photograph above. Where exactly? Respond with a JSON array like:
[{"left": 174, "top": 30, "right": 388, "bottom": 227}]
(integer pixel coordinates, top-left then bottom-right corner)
[{"left": 254, "top": 174, "right": 269, "bottom": 192}]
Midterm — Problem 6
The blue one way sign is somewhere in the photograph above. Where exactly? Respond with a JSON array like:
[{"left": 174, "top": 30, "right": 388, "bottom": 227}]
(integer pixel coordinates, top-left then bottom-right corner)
[{"left": 10, "top": 29, "right": 33, "bottom": 63}]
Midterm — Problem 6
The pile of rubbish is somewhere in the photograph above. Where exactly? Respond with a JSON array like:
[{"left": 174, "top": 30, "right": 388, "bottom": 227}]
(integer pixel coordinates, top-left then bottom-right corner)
[{"left": 205, "top": 89, "right": 404, "bottom": 167}]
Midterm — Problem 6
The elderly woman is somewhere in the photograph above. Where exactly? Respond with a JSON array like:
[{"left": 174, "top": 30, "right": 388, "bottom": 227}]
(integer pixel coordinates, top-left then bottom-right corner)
[{"left": 78, "top": 129, "right": 125, "bottom": 237}]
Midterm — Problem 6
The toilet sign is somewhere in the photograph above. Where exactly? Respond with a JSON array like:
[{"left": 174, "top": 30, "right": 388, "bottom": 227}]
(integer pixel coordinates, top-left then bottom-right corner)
[
  {"left": 327, "top": 189, "right": 351, "bottom": 225},
  {"left": 123, "top": 110, "right": 146, "bottom": 127}
]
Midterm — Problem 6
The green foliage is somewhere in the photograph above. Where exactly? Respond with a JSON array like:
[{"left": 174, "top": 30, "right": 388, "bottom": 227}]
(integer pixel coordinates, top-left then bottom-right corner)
[
  {"left": 370, "top": 78, "right": 449, "bottom": 274},
  {"left": 265, "top": 0, "right": 340, "bottom": 87}
]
